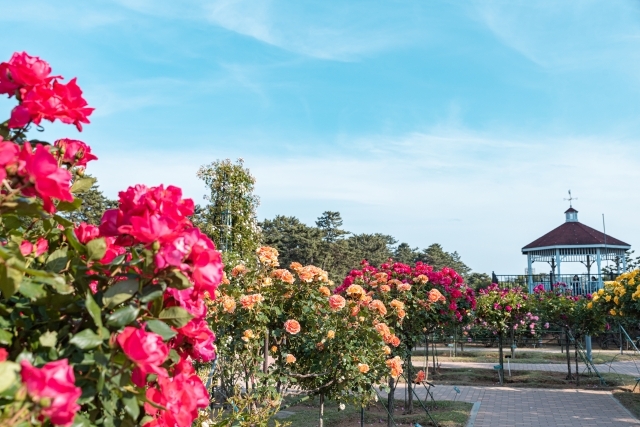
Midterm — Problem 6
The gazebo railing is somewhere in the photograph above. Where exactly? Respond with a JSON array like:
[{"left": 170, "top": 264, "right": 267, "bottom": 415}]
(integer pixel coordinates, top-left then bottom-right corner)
[{"left": 493, "top": 273, "right": 617, "bottom": 295}]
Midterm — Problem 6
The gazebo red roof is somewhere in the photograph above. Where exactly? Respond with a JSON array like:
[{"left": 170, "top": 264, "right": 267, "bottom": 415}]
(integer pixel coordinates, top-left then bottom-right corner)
[{"left": 522, "top": 221, "right": 630, "bottom": 250}]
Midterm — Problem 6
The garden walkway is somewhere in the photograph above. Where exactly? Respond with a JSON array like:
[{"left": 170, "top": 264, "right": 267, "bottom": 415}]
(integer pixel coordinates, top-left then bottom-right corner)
[
  {"left": 384, "top": 385, "right": 640, "bottom": 426},
  {"left": 437, "top": 360, "right": 640, "bottom": 376}
]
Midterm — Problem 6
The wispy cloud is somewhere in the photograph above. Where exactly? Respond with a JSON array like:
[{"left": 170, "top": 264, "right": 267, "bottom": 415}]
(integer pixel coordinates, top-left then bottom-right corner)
[
  {"left": 0, "top": 2, "right": 126, "bottom": 28},
  {"left": 470, "top": 1, "right": 640, "bottom": 75}
]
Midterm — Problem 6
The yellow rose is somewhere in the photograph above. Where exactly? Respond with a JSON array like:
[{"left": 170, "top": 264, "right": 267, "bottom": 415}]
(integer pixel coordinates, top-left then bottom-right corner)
[
  {"left": 610, "top": 309, "right": 617, "bottom": 316},
  {"left": 587, "top": 302, "right": 593, "bottom": 309},
  {"left": 614, "top": 296, "right": 620, "bottom": 305},
  {"left": 605, "top": 295, "right": 611, "bottom": 302}
]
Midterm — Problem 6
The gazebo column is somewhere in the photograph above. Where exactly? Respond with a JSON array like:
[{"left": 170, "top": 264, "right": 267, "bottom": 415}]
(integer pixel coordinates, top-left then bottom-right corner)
[
  {"left": 527, "top": 253, "right": 533, "bottom": 292},
  {"left": 555, "top": 249, "right": 561, "bottom": 281},
  {"left": 623, "top": 254, "right": 628, "bottom": 273},
  {"left": 596, "top": 248, "right": 602, "bottom": 288}
]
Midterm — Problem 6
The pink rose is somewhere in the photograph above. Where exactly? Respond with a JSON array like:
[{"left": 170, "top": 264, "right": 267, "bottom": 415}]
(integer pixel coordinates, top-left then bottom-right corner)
[
  {"left": 176, "top": 319, "right": 216, "bottom": 362},
  {"left": 34, "top": 238, "right": 48, "bottom": 257},
  {"left": 74, "top": 223, "right": 101, "bottom": 244},
  {"left": 20, "top": 359, "right": 81, "bottom": 427},
  {"left": 54, "top": 139, "right": 97, "bottom": 167},
  {"left": 0, "top": 348, "right": 7, "bottom": 361},
  {"left": 20, "top": 240, "right": 33, "bottom": 256},
  {"left": 117, "top": 326, "right": 169, "bottom": 377}
]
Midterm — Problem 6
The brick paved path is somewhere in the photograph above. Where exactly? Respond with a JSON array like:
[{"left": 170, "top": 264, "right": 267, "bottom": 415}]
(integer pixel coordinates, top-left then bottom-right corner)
[{"left": 382, "top": 385, "right": 640, "bottom": 426}]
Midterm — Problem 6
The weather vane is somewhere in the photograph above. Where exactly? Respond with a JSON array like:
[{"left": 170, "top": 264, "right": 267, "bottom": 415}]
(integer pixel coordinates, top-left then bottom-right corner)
[{"left": 564, "top": 190, "right": 577, "bottom": 208}]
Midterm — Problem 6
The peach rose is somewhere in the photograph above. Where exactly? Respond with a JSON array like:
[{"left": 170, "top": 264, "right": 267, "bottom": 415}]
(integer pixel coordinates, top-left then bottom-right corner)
[
  {"left": 414, "top": 369, "right": 426, "bottom": 383},
  {"left": 329, "top": 295, "right": 346, "bottom": 311},
  {"left": 271, "top": 269, "right": 295, "bottom": 284},
  {"left": 327, "top": 330, "right": 335, "bottom": 339},
  {"left": 290, "top": 262, "right": 303, "bottom": 271},
  {"left": 285, "top": 354, "right": 296, "bottom": 364},
  {"left": 389, "top": 299, "right": 404, "bottom": 310},
  {"left": 383, "top": 346, "right": 392, "bottom": 355},
  {"left": 380, "top": 285, "right": 391, "bottom": 293},
  {"left": 221, "top": 296, "right": 236, "bottom": 313},
  {"left": 397, "top": 283, "right": 411, "bottom": 292},
  {"left": 319, "top": 286, "right": 331, "bottom": 297},
  {"left": 368, "top": 299, "right": 387, "bottom": 316},
  {"left": 428, "top": 289, "right": 444, "bottom": 303},
  {"left": 390, "top": 336, "right": 401, "bottom": 347},
  {"left": 358, "top": 363, "right": 370, "bottom": 373},
  {"left": 284, "top": 319, "right": 301, "bottom": 335},
  {"left": 413, "top": 274, "right": 429, "bottom": 284},
  {"left": 346, "top": 284, "right": 366, "bottom": 299},
  {"left": 231, "top": 264, "right": 247, "bottom": 277},
  {"left": 397, "top": 309, "right": 406, "bottom": 319},
  {"left": 386, "top": 356, "right": 403, "bottom": 378},
  {"left": 256, "top": 246, "right": 279, "bottom": 267}
]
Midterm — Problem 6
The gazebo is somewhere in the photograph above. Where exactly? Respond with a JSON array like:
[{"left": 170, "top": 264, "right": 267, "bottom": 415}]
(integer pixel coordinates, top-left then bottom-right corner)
[{"left": 521, "top": 206, "right": 631, "bottom": 294}]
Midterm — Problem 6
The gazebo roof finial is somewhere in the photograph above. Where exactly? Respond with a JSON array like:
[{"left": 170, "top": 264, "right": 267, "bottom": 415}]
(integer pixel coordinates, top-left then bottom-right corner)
[{"left": 564, "top": 190, "right": 577, "bottom": 208}]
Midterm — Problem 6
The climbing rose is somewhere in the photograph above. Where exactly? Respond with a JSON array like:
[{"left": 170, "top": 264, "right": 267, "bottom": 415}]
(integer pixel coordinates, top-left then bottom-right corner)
[{"left": 20, "top": 359, "right": 82, "bottom": 427}]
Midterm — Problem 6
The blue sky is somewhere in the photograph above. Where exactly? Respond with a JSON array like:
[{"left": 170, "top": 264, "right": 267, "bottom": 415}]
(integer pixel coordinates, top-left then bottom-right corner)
[{"left": 2, "top": 0, "right": 640, "bottom": 274}]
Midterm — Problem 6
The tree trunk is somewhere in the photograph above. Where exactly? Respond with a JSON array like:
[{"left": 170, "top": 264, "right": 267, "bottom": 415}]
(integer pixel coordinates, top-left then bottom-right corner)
[
  {"left": 387, "top": 377, "right": 395, "bottom": 427},
  {"left": 498, "top": 332, "right": 504, "bottom": 385},
  {"left": 407, "top": 351, "right": 413, "bottom": 414},
  {"left": 574, "top": 339, "right": 580, "bottom": 386},
  {"left": 564, "top": 327, "right": 573, "bottom": 380},
  {"left": 431, "top": 336, "right": 437, "bottom": 374},
  {"left": 425, "top": 333, "right": 429, "bottom": 381},
  {"left": 263, "top": 329, "right": 269, "bottom": 374},
  {"left": 319, "top": 393, "right": 324, "bottom": 427}
]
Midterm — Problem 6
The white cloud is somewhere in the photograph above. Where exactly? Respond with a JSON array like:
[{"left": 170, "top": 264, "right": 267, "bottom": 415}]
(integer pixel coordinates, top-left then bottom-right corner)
[
  {"left": 88, "top": 126, "right": 640, "bottom": 274},
  {"left": 470, "top": 0, "right": 640, "bottom": 73}
]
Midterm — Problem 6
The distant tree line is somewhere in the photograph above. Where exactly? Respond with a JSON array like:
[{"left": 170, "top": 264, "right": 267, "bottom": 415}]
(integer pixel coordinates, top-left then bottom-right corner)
[
  {"left": 260, "top": 210, "right": 491, "bottom": 286},
  {"left": 78, "top": 160, "right": 492, "bottom": 288}
]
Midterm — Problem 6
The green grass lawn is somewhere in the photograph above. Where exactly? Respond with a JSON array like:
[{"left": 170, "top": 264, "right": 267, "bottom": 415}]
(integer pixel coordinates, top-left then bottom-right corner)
[{"left": 272, "top": 396, "right": 472, "bottom": 427}]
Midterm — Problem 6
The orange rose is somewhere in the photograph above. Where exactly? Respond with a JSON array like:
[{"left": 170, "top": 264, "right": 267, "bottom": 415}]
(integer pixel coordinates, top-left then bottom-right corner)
[
  {"left": 284, "top": 319, "right": 301, "bottom": 335},
  {"left": 358, "top": 363, "right": 370, "bottom": 373},
  {"left": 285, "top": 354, "right": 296, "bottom": 364},
  {"left": 428, "top": 289, "right": 444, "bottom": 303},
  {"left": 390, "top": 336, "right": 401, "bottom": 347},
  {"left": 256, "top": 246, "right": 279, "bottom": 267},
  {"left": 222, "top": 272, "right": 230, "bottom": 285},
  {"left": 346, "top": 284, "right": 366, "bottom": 299},
  {"left": 390, "top": 299, "right": 404, "bottom": 310},
  {"left": 397, "top": 309, "right": 406, "bottom": 319},
  {"left": 329, "top": 295, "right": 346, "bottom": 311},
  {"left": 413, "top": 274, "right": 429, "bottom": 284},
  {"left": 350, "top": 305, "right": 360, "bottom": 317},
  {"left": 290, "top": 262, "right": 303, "bottom": 271},
  {"left": 327, "top": 330, "right": 335, "bottom": 339},
  {"left": 231, "top": 264, "right": 247, "bottom": 277},
  {"left": 271, "top": 269, "right": 295, "bottom": 284},
  {"left": 380, "top": 285, "right": 391, "bottom": 293},
  {"left": 271, "top": 346, "right": 278, "bottom": 352},
  {"left": 386, "top": 356, "right": 403, "bottom": 378},
  {"left": 397, "top": 283, "right": 411, "bottom": 292},
  {"left": 221, "top": 296, "right": 236, "bottom": 313},
  {"left": 368, "top": 299, "right": 387, "bottom": 316},
  {"left": 240, "top": 294, "right": 264, "bottom": 309},
  {"left": 414, "top": 369, "right": 426, "bottom": 383},
  {"left": 319, "top": 286, "right": 331, "bottom": 296}
]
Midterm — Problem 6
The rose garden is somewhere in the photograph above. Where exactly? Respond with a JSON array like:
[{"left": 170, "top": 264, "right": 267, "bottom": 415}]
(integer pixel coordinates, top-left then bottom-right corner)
[{"left": 1, "top": 51, "right": 640, "bottom": 427}]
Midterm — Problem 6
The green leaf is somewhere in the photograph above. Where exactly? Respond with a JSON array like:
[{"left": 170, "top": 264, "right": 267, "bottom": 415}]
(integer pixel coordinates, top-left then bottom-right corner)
[
  {"left": 71, "top": 413, "right": 91, "bottom": 427},
  {"left": 53, "top": 214, "right": 73, "bottom": 227},
  {"left": 86, "top": 238, "right": 107, "bottom": 261},
  {"left": 146, "top": 319, "right": 177, "bottom": 340},
  {"left": 0, "top": 264, "right": 22, "bottom": 299},
  {"left": 69, "top": 329, "right": 103, "bottom": 350},
  {"left": 122, "top": 393, "right": 140, "bottom": 419},
  {"left": 102, "top": 279, "right": 138, "bottom": 309},
  {"left": 167, "top": 271, "right": 193, "bottom": 290},
  {"left": 159, "top": 306, "right": 194, "bottom": 328},
  {"left": 56, "top": 198, "right": 82, "bottom": 212},
  {"left": 140, "top": 284, "right": 164, "bottom": 303},
  {"left": 0, "top": 362, "right": 20, "bottom": 394},
  {"left": 106, "top": 305, "right": 139, "bottom": 328},
  {"left": 0, "top": 330, "right": 12, "bottom": 345},
  {"left": 39, "top": 331, "right": 58, "bottom": 348},
  {"left": 33, "top": 275, "right": 73, "bottom": 294},
  {"left": 70, "top": 177, "right": 96, "bottom": 194},
  {"left": 18, "top": 280, "right": 46, "bottom": 300},
  {"left": 85, "top": 292, "right": 102, "bottom": 329},
  {"left": 64, "top": 228, "right": 85, "bottom": 253},
  {"left": 45, "top": 248, "right": 68, "bottom": 273}
]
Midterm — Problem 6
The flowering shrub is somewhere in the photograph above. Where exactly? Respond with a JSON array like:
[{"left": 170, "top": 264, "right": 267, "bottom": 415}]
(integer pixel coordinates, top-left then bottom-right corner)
[
  {"left": 591, "top": 270, "right": 640, "bottom": 319},
  {"left": 338, "top": 261, "right": 475, "bottom": 357},
  {"left": 208, "top": 248, "right": 391, "bottom": 424},
  {"left": 0, "top": 52, "right": 222, "bottom": 427},
  {"left": 474, "top": 284, "right": 533, "bottom": 334}
]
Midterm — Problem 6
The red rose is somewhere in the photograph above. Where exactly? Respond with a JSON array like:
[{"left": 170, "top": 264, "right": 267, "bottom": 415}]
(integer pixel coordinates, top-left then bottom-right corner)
[
  {"left": 20, "top": 359, "right": 81, "bottom": 427},
  {"left": 0, "top": 52, "right": 53, "bottom": 95},
  {"left": 117, "top": 326, "right": 169, "bottom": 377},
  {"left": 54, "top": 138, "right": 97, "bottom": 167}
]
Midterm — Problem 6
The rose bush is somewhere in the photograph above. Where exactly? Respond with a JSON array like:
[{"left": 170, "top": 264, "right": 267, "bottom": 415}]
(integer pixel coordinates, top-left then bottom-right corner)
[
  {"left": 208, "top": 249, "right": 392, "bottom": 425},
  {"left": 0, "top": 52, "right": 222, "bottom": 427}
]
